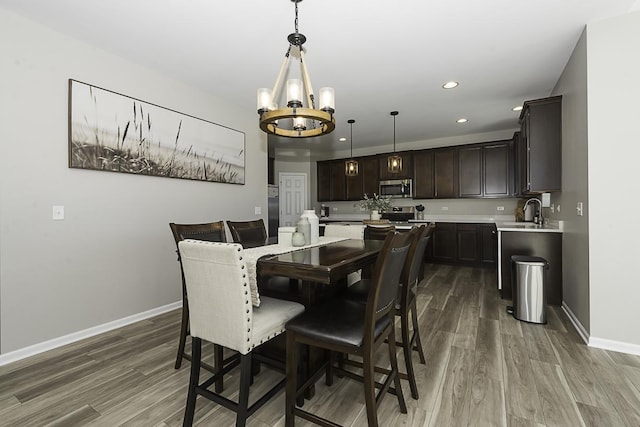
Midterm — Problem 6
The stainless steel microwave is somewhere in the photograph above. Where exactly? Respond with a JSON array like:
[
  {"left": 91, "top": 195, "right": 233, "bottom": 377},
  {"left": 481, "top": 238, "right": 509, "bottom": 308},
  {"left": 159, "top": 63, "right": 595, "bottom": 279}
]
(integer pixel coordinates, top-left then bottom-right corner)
[{"left": 379, "top": 179, "right": 413, "bottom": 198}]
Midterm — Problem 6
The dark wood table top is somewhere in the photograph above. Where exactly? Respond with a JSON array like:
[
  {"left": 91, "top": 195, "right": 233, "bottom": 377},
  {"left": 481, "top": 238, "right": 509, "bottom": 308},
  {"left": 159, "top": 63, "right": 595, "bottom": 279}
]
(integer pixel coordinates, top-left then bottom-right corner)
[{"left": 257, "top": 238, "right": 384, "bottom": 285}]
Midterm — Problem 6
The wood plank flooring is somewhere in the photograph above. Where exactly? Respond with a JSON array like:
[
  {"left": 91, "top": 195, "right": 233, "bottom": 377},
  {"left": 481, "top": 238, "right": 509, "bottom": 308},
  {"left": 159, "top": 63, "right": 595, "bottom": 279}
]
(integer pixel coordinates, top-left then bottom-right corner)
[{"left": 2, "top": 264, "right": 640, "bottom": 426}]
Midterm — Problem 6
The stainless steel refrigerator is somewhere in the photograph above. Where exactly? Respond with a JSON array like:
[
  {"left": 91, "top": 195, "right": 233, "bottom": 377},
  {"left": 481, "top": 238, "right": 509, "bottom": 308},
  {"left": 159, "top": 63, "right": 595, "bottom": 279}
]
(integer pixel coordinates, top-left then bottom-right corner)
[{"left": 267, "top": 185, "right": 279, "bottom": 237}]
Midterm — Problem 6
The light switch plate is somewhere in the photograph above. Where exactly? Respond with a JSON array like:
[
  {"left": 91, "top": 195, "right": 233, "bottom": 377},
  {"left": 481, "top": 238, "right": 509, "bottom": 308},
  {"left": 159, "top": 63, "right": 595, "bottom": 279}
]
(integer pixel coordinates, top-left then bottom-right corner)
[
  {"left": 576, "top": 202, "right": 583, "bottom": 216},
  {"left": 53, "top": 205, "right": 64, "bottom": 220},
  {"left": 254, "top": 206, "right": 261, "bottom": 215},
  {"left": 541, "top": 193, "right": 551, "bottom": 207},
  {"left": 497, "top": 206, "right": 505, "bottom": 211}
]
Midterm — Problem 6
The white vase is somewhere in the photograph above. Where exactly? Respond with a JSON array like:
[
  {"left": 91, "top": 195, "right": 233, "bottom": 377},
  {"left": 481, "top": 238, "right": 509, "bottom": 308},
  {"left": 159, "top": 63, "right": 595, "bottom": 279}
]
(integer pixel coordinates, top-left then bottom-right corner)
[
  {"left": 301, "top": 209, "right": 320, "bottom": 244},
  {"left": 370, "top": 210, "right": 381, "bottom": 221}
]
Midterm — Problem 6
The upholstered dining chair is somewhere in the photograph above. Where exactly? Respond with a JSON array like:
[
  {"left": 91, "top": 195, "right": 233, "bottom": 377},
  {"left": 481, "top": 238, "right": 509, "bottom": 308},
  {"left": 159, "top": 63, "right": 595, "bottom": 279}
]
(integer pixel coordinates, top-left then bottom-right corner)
[
  {"left": 179, "top": 240, "right": 305, "bottom": 427},
  {"left": 227, "top": 218, "right": 300, "bottom": 301},
  {"left": 226, "top": 219, "right": 268, "bottom": 248},
  {"left": 341, "top": 224, "right": 434, "bottom": 400},
  {"left": 169, "top": 221, "right": 227, "bottom": 375},
  {"left": 284, "top": 232, "right": 411, "bottom": 427}
]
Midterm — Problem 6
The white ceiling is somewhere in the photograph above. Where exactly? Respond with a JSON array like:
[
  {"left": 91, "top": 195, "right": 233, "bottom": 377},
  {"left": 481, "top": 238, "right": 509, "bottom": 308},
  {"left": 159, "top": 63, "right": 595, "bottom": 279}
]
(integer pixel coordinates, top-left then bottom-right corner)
[{"left": 1, "top": 0, "right": 636, "bottom": 152}]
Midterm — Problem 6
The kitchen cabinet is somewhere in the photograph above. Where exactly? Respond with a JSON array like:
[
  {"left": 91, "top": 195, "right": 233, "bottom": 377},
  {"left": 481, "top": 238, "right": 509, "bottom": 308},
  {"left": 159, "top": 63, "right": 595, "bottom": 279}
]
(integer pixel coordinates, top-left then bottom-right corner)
[
  {"left": 378, "top": 151, "right": 413, "bottom": 181},
  {"left": 434, "top": 148, "right": 457, "bottom": 198},
  {"left": 458, "top": 141, "right": 512, "bottom": 198},
  {"left": 483, "top": 141, "right": 512, "bottom": 197},
  {"left": 316, "top": 160, "right": 346, "bottom": 201},
  {"left": 458, "top": 145, "right": 483, "bottom": 197},
  {"left": 499, "top": 231, "right": 562, "bottom": 305},
  {"left": 317, "top": 161, "right": 332, "bottom": 202},
  {"left": 361, "top": 156, "right": 380, "bottom": 197},
  {"left": 519, "top": 96, "right": 562, "bottom": 194},
  {"left": 330, "top": 161, "right": 346, "bottom": 201},
  {"left": 431, "top": 222, "right": 457, "bottom": 262},
  {"left": 413, "top": 149, "right": 435, "bottom": 199},
  {"left": 428, "top": 222, "right": 498, "bottom": 265},
  {"left": 457, "top": 224, "right": 480, "bottom": 262},
  {"left": 480, "top": 224, "right": 497, "bottom": 263}
]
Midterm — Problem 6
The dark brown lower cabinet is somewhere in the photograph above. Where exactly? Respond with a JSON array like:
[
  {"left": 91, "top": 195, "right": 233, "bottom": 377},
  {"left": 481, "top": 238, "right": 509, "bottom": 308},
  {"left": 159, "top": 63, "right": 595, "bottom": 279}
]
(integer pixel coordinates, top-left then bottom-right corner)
[
  {"left": 431, "top": 223, "right": 457, "bottom": 262},
  {"left": 457, "top": 224, "right": 479, "bottom": 262},
  {"left": 499, "top": 231, "right": 562, "bottom": 306},
  {"left": 428, "top": 222, "right": 497, "bottom": 265}
]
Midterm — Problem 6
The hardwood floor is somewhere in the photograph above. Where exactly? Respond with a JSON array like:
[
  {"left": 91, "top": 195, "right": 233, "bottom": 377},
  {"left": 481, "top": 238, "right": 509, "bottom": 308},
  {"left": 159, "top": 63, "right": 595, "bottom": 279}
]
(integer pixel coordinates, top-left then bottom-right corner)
[{"left": 2, "top": 264, "right": 640, "bottom": 426}]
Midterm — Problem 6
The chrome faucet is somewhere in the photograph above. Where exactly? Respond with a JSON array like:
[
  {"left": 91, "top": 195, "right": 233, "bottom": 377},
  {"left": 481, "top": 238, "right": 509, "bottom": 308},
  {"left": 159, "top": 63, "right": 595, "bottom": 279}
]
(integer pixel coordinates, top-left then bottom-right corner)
[{"left": 524, "top": 198, "right": 543, "bottom": 224}]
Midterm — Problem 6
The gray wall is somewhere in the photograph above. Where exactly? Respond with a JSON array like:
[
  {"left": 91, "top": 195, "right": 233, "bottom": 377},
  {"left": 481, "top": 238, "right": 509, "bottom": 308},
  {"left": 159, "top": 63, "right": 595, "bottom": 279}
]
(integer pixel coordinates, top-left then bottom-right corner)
[
  {"left": 0, "top": 8, "right": 267, "bottom": 354},
  {"left": 551, "top": 30, "right": 590, "bottom": 332},
  {"left": 587, "top": 11, "right": 640, "bottom": 347}
]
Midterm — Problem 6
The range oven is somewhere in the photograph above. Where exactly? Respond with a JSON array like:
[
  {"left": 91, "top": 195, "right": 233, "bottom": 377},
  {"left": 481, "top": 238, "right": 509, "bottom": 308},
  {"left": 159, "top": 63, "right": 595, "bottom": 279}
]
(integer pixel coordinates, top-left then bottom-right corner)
[{"left": 379, "top": 179, "right": 413, "bottom": 199}]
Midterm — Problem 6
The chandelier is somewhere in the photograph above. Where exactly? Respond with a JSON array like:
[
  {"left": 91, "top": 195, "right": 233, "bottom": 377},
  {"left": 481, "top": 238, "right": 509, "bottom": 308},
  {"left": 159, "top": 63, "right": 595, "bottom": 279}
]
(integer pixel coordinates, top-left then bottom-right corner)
[
  {"left": 387, "top": 111, "right": 402, "bottom": 173},
  {"left": 345, "top": 119, "right": 359, "bottom": 176},
  {"left": 257, "top": 0, "right": 335, "bottom": 138}
]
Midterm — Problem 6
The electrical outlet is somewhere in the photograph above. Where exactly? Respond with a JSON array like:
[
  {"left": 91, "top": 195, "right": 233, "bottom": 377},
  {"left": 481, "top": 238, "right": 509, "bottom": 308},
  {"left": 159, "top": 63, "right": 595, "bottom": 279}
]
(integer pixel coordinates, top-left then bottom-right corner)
[
  {"left": 254, "top": 206, "right": 261, "bottom": 215},
  {"left": 52, "top": 205, "right": 64, "bottom": 220},
  {"left": 333, "top": 207, "right": 338, "bottom": 211},
  {"left": 576, "top": 202, "right": 583, "bottom": 216},
  {"left": 441, "top": 206, "right": 449, "bottom": 211},
  {"left": 497, "top": 206, "right": 504, "bottom": 211}
]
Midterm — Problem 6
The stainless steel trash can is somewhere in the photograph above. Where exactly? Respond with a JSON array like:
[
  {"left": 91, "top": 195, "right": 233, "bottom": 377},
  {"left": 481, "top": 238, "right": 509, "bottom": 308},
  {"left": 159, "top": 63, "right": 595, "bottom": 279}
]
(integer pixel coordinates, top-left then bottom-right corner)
[{"left": 510, "top": 255, "right": 548, "bottom": 324}]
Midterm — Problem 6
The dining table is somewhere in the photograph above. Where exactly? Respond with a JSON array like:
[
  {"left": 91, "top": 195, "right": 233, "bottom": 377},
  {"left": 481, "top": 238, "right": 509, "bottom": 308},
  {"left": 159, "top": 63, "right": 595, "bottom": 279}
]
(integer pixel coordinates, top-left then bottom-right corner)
[{"left": 256, "top": 238, "right": 385, "bottom": 306}]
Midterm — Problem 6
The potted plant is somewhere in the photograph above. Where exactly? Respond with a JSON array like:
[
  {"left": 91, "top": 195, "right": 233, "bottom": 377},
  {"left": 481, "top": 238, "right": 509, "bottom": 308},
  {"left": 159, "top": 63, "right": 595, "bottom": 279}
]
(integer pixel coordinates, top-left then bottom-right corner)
[{"left": 360, "top": 193, "right": 392, "bottom": 220}]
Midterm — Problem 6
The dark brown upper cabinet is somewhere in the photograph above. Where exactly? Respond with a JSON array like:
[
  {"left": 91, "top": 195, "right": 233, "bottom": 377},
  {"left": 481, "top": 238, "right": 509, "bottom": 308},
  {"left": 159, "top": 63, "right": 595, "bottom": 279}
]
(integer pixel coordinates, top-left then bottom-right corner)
[
  {"left": 317, "top": 159, "right": 346, "bottom": 201},
  {"left": 458, "top": 141, "right": 512, "bottom": 198},
  {"left": 361, "top": 156, "right": 380, "bottom": 197},
  {"left": 345, "top": 155, "right": 379, "bottom": 200},
  {"left": 413, "top": 150, "right": 435, "bottom": 199},
  {"left": 317, "top": 161, "right": 332, "bottom": 202},
  {"left": 483, "top": 141, "right": 512, "bottom": 197},
  {"left": 519, "top": 96, "right": 562, "bottom": 194},
  {"left": 458, "top": 145, "right": 483, "bottom": 197},
  {"left": 434, "top": 148, "right": 457, "bottom": 198},
  {"left": 378, "top": 151, "right": 413, "bottom": 181}
]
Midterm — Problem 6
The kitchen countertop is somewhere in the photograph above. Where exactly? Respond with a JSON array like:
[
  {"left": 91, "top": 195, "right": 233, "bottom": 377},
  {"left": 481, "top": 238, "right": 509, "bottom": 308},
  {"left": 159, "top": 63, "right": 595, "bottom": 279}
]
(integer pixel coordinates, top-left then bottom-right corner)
[{"left": 320, "top": 215, "right": 564, "bottom": 233}]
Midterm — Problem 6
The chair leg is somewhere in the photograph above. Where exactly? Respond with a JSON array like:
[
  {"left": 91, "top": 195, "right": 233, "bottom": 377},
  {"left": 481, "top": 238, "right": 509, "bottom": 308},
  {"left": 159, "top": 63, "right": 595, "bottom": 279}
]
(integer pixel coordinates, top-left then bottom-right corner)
[
  {"left": 411, "top": 300, "right": 427, "bottom": 364},
  {"left": 236, "top": 353, "right": 252, "bottom": 427},
  {"left": 213, "top": 344, "right": 224, "bottom": 393},
  {"left": 285, "top": 332, "right": 298, "bottom": 427},
  {"left": 388, "top": 327, "right": 407, "bottom": 414},
  {"left": 363, "top": 344, "right": 379, "bottom": 427},
  {"left": 401, "top": 310, "right": 419, "bottom": 399},
  {"left": 325, "top": 350, "right": 334, "bottom": 386},
  {"left": 182, "top": 336, "right": 201, "bottom": 427},
  {"left": 175, "top": 300, "right": 190, "bottom": 369}
]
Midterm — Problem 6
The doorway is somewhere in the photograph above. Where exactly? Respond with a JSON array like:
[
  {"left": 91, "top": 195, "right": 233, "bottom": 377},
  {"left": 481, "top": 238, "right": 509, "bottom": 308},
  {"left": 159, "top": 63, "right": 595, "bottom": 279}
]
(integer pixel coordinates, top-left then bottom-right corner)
[{"left": 279, "top": 173, "right": 307, "bottom": 227}]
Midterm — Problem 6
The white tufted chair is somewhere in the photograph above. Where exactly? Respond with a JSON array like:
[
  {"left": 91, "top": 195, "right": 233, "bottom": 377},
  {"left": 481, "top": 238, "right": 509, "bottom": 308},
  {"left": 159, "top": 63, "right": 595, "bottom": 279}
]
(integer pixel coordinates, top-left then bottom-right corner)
[{"left": 178, "top": 239, "right": 305, "bottom": 427}]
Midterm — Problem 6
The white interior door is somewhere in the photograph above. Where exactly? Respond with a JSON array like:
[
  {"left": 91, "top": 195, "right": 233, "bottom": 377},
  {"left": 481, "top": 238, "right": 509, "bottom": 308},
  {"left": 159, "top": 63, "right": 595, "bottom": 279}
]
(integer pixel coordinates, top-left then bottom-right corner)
[{"left": 279, "top": 173, "right": 307, "bottom": 227}]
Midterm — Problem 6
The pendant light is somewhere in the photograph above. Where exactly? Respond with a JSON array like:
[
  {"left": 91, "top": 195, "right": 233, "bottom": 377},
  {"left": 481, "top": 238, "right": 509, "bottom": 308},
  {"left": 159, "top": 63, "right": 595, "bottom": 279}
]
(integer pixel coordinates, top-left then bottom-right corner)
[
  {"left": 256, "top": 0, "right": 335, "bottom": 138},
  {"left": 387, "top": 111, "right": 402, "bottom": 173},
  {"left": 345, "top": 119, "right": 359, "bottom": 176}
]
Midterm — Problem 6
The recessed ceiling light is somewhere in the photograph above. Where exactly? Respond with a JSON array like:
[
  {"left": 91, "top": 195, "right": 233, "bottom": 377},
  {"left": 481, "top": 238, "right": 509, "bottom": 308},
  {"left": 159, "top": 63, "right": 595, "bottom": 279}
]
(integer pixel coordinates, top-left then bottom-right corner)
[
  {"left": 456, "top": 118, "right": 468, "bottom": 124},
  {"left": 442, "top": 81, "right": 459, "bottom": 89},
  {"left": 339, "top": 137, "right": 347, "bottom": 142},
  {"left": 512, "top": 105, "right": 523, "bottom": 111}
]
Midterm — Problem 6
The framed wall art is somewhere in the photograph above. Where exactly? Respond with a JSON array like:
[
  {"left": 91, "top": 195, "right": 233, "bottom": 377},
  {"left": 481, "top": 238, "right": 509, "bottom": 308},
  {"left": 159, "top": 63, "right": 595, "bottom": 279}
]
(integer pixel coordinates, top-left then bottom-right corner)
[{"left": 68, "top": 79, "right": 245, "bottom": 184}]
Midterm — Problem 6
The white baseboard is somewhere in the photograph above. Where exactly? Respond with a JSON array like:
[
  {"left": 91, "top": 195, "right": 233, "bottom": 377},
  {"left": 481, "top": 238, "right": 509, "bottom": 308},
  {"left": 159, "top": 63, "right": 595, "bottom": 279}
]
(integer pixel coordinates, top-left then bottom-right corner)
[
  {"left": 562, "top": 302, "right": 640, "bottom": 356},
  {"left": 588, "top": 337, "right": 640, "bottom": 356},
  {"left": 0, "top": 301, "right": 181, "bottom": 367},
  {"left": 561, "top": 302, "right": 589, "bottom": 345}
]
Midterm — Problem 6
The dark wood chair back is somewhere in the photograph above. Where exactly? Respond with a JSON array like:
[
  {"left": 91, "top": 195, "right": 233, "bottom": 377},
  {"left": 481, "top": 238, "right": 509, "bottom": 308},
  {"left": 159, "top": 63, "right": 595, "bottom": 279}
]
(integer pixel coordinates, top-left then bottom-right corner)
[
  {"left": 364, "top": 224, "right": 396, "bottom": 241},
  {"left": 226, "top": 219, "right": 267, "bottom": 247},
  {"left": 367, "top": 231, "right": 412, "bottom": 321}
]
